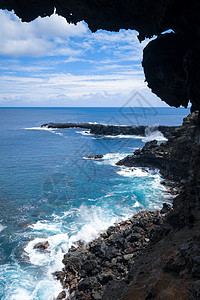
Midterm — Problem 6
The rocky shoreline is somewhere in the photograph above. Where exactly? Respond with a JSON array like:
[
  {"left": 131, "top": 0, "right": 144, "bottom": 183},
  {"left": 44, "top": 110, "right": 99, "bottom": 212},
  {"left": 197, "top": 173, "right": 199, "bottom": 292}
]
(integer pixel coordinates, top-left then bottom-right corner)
[
  {"left": 54, "top": 206, "right": 172, "bottom": 300},
  {"left": 46, "top": 111, "right": 200, "bottom": 300},
  {"left": 117, "top": 111, "right": 200, "bottom": 182},
  {"left": 41, "top": 122, "right": 175, "bottom": 138}
]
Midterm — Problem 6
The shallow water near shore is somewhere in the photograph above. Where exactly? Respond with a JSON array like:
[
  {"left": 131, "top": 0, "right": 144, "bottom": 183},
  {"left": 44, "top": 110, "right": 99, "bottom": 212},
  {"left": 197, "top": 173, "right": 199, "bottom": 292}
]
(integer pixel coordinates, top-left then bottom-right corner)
[{"left": 0, "top": 107, "right": 189, "bottom": 299}]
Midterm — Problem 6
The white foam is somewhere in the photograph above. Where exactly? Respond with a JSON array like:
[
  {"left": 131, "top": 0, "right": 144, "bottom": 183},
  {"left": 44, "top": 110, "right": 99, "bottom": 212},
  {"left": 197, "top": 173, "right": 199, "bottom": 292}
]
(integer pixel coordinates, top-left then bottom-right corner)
[
  {"left": 93, "top": 132, "right": 167, "bottom": 141},
  {"left": 13, "top": 147, "right": 170, "bottom": 300},
  {"left": 142, "top": 126, "right": 168, "bottom": 142},
  {"left": 24, "top": 232, "right": 69, "bottom": 266},
  {"left": 116, "top": 167, "right": 151, "bottom": 178},
  {"left": 68, "top": 205, "right": 117, "bottom": 247},
  {"left": 0, "top": 224, "right": 6, "bottom": 233},
  {"left": 93, "top": 134, "right": 142, "bottom": 139},
  {"left": 9, "top": 288, "right": 30, "bottom": 300},
  {"left": 24, "top": 127, "right": 53, "bottom": 131},
  {"left": 23, "top": 127, "right": 63, "bottom": 136},
  {"left": 89, "top": 123, "right": 132, "bottom": 127},
  {"left": 31, "top": 278, "right": 66, "bottom": 300},
  {"left": 30, "top": 221, "right": 62, "bottom": 234},
  {"left": 92, "top": 126, "right": 167, "bottom": 142},
  {"left": 76, "top": 130, "right": 91, "bottom": 136},
  {"left": 76, "top": 125, "right": 167, "bottom": 142},
  {"left": 94, "top": 152, "right": 129, "bottom": 166},
  {"left": 133, "top": 200, "right": 140, "bottom": 208}
]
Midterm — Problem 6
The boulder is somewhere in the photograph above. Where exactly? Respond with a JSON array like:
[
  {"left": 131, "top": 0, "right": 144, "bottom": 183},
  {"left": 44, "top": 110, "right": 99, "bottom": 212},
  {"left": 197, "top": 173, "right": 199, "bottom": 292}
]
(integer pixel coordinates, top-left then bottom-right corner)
[
  {"left": 33, "top": 241, "right": 49, "bottom": 251},
  {"left": 85, "top": 155, "right": 104, "bottom": 159}
]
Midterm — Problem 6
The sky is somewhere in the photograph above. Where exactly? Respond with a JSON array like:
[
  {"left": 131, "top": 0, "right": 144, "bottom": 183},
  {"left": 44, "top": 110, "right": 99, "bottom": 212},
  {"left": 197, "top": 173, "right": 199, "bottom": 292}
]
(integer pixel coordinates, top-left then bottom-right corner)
[{"left": 0, "top": 9, "right": 169, "bottom": 107}]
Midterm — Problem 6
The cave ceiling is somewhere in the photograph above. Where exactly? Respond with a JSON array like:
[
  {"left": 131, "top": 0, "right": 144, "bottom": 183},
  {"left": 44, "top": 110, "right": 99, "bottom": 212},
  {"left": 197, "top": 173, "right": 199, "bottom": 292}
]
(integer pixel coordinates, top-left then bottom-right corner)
[{"left": 1, "top": 0, "right": 200, "bottom": 110}]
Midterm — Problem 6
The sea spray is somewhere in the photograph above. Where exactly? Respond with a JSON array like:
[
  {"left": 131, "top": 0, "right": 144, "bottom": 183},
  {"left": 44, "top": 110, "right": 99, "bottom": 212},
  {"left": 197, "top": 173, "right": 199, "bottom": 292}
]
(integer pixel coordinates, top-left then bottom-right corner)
[{"left": 0, "top": 107, "right": 187, "bottom": 300}]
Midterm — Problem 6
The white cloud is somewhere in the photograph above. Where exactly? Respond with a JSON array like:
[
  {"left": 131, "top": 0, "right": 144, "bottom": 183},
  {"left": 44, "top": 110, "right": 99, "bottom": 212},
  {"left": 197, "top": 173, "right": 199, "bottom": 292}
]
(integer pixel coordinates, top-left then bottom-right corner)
[
  {"left": 31, "top": 13, "right": 87, "bottom": 39},
  {"left": 0, "top": 9, "right": 165, "bottom": 107},
  {"left": 0, "top": 10, "right": 87, "bottom": 57},
  {"left": 0, "top": 71, "right": 165, "bottom": 107}
]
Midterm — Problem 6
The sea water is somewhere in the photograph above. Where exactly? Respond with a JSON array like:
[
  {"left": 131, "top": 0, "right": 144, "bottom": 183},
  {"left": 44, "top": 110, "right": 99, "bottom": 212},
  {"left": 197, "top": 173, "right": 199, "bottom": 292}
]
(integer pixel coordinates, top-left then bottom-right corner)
[{"left": 0, "top": 107, "right": 190, "bottom": 299}]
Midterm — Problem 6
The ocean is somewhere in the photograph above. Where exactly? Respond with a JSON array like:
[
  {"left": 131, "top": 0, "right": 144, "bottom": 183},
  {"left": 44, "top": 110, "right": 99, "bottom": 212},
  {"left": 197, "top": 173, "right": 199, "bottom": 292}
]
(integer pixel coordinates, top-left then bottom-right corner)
[{"left": 0, "top": 107, "right": 190, "bottom": 299}]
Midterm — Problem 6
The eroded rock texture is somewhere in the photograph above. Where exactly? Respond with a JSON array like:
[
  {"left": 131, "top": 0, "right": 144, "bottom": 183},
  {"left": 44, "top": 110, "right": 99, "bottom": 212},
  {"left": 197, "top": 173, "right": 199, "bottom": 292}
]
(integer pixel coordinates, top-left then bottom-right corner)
[{"left": 1, "top": 0, "right": 200, "bottom": 110}]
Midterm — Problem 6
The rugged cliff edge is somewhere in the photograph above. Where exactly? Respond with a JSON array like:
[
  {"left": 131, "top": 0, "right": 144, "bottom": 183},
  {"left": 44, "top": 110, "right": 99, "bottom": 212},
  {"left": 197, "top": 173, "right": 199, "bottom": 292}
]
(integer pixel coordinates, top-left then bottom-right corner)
[
  {"left": 117, "top": 111, "right": 200, "bottom": 182},
  {"left": 52, "top": 112, "right": 200, "bottom": 300}
]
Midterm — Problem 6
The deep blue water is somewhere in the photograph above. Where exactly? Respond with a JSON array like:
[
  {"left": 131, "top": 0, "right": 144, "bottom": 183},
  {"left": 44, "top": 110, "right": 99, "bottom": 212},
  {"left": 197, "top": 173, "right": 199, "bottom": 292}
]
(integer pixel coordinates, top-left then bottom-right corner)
[{"left": 0, "top": 107, "right": 190, "bottom": 299}]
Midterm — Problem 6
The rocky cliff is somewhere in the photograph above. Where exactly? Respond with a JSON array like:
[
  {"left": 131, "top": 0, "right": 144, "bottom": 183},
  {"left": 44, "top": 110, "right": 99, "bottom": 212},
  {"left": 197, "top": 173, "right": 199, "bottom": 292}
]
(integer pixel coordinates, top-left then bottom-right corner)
[
  {"left": 52, "top": 112, "right": 200, "bottom": 300},
  {"left": 117, "top": 111, "right": 200, "bottom": 226},
  {"left": 113, "top": 111, "right": 200, "bottom": 300},
  {"left": 117, "top": 111, "right": 200, "bottom": 182}
]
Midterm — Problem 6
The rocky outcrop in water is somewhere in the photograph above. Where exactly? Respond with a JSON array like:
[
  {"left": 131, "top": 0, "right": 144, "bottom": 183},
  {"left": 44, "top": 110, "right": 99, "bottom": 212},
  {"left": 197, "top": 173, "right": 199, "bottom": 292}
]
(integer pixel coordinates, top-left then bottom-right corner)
[
  {"left": 33, "top": 241, "right": 49, "bottom": 251},
  {"left": 41, "top": 122, "right": 175, "bottom": 138},
  {"left": 84, "top": 155, "right": 104, "bottom": 160},
  {"left": 117, "top": 111, "right": 200, "bottom": 182}
]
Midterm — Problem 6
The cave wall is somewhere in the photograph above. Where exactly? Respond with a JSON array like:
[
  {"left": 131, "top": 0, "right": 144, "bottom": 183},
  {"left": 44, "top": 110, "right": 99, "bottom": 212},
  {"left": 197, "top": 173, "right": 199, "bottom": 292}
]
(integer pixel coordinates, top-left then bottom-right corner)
[{"left": 1, "top": 0, "right": 200, "bottom": 110}]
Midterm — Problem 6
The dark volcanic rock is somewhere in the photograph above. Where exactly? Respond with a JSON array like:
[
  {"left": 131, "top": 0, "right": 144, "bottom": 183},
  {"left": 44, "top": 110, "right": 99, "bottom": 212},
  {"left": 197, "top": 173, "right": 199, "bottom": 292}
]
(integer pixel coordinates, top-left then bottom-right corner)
[
  {"left": 41, "top": 122, "right": 175, "bottom": 140},
  {"left": 54, "top": 210, "right": 168, "bottom": 300},
  {"left": 62, "top": 256, "right": 81, "bottom": 272},
  {"left": 101, "top": 280, "right": 128, "bottom": 300},
  {"left": 160, "top": 203, "right": 172, "bottom": 215},
  {"left": 190, "top": 280, "right": 200, "bottom": 298},
  {"left": 117, "top": 112, "right": 200, "bottom": 182},
  {"left": 85, "top": 155, "right": 104, "bottom": 160},
  {"left": 142, "top": 32, "right": 194, "bottom": 109},
  {"left": 56, "top": 290, "right": 66, "bottom": 300},
  {"left": 33, "top": 241, "right": 49, "bottom": 251}
]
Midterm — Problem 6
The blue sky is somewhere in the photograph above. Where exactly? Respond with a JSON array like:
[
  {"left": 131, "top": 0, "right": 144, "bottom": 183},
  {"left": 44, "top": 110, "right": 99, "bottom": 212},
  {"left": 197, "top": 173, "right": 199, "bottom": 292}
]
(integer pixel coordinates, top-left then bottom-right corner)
[{"left": 0, "top": 9, "right": 168, "bottom": 107}]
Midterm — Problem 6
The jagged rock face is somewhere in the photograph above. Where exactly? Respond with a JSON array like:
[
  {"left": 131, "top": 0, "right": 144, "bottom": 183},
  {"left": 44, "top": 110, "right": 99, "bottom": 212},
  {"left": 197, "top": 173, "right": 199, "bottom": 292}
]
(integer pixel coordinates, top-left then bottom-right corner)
[
  {"left": 142, "top": 32, "right": 200, "bottom": 111},
  {"left": 2, "top": 0, "right": 200, "bottom": 110},
  {"left": 0, "top": 0, "right": 190, "bottom": 39},
  {"left": 143, "top": 32, "right": 193, "bottom": 109}
]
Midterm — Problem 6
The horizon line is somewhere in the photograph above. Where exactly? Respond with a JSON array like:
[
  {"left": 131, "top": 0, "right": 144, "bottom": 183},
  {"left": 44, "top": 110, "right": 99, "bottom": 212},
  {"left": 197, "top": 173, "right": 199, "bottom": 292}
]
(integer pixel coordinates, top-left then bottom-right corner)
[{"left": 0, "top": 106, "right": 189, "bottom": 109}]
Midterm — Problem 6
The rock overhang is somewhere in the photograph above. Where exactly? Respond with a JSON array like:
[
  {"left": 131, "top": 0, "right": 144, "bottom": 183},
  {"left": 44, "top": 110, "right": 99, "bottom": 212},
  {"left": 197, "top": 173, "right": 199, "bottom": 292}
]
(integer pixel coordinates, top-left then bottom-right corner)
[{"left": 1, "top": 0, "right": 200, "bottom": 111}]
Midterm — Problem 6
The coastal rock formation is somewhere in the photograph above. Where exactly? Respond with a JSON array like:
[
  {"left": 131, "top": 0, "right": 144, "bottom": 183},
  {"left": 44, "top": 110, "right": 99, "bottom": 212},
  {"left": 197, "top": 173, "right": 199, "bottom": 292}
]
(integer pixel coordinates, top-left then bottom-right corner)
[
  {"left": 84, "top": 155, "right": 104, "bottom": 160},
  {"left": 52, "top": 112, "right": 200, "bottom": 300},
  {"left": 33, "top": 241, "right": 50, "bottom": 251},
  {"left": 2, "top": 1, "right": 200, "bottom": 110},
  {"left": 41, "top": 122, "right": 175, "bottom": 138},
  {"left": 108, "top": 111, "right": 200, "bottom": 299},
  {"left": 53, "top": 209, "right": 171, "bottom": 300},
  {"left": 117, "top": 111, "right": 200, "bottom": 182}
]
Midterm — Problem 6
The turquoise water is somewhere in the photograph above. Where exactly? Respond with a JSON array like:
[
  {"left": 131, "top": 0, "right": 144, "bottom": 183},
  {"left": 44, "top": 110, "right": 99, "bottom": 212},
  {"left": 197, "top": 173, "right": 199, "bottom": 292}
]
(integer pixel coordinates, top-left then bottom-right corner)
[{"left": 0, "top": 107, "right": 190, "bottom": 299}]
